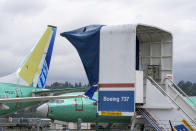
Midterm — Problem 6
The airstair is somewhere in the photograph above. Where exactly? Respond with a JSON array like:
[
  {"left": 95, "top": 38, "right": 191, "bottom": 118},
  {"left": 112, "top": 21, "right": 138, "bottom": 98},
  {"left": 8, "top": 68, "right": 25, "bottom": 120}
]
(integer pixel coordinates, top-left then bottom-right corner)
[
  {"left": 62, "top": 24, "right": 196, "bottom": 130},
  {"left": 138, "top": 76, "right": 196, "bottom": 130}
]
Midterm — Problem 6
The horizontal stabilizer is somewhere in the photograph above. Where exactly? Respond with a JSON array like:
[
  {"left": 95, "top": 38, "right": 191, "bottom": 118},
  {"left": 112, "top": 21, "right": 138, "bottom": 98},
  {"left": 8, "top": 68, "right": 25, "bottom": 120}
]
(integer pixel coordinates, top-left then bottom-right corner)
[
  {"left": 0, "top": 95, "right": 82, "bottom": 104},
  {"left": 33, "top": 87, "right": 89, "bottom": 95},
  {"left": 84, "top": 85, "right": 98, "bottom": 101}
]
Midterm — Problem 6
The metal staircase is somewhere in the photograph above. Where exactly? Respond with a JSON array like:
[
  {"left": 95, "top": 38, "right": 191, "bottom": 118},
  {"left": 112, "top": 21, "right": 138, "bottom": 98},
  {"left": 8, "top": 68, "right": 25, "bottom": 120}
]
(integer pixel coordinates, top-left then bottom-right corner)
[
  {"left": 166, "top": 78, "right": 196, "bottom": 108},
  {"left": 140, "top": 76, "right": 196, "bottom": 130}
]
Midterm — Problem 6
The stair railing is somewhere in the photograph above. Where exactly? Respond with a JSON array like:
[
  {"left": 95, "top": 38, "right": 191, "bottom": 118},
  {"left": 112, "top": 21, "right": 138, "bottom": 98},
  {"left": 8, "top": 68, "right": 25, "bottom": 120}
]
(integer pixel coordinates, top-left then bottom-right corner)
[
  {"left": 166, "top": 78, "right": 196, "bottom": 108},
  {"left": 147, "top": 76, "right": 196, "bottom": 126}
]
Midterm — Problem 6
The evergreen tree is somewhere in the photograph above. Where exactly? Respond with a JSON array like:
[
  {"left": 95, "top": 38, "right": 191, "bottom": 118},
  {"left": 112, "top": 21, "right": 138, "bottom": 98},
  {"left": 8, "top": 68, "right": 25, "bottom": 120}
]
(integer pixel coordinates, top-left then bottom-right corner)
[{"left": 177, "top": 81, "right": 196, "bottom": 96}]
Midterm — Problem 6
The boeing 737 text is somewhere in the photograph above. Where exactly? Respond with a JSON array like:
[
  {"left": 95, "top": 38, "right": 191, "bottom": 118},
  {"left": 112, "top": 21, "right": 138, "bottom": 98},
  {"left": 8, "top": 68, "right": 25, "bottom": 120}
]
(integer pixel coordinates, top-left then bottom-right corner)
[{"left": 103, "top": 96, "right": 130, "bottom": 103}]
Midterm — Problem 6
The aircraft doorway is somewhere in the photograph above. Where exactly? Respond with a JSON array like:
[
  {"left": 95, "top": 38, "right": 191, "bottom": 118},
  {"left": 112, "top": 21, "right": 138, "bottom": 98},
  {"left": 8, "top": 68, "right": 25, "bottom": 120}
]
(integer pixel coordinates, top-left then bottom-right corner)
[
  {"left": 75, "top": 96, "right": 83, "bottom": 111},
  {"left": 15, "top": 88, "right": 23, "bottom": 108}
]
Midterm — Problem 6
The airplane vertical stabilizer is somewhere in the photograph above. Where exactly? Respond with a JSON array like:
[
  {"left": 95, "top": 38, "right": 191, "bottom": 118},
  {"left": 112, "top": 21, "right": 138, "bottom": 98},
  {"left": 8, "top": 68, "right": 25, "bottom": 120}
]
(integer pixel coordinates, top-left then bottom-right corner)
[
  {"left": 60, "top": 25, "right": 103, "bottom": 98},
  {"left": 36, "top": 26, "right": 57, "bottom": 88},
  {"left": 0, "top": 25, "right": 57, "bottom": 88}
]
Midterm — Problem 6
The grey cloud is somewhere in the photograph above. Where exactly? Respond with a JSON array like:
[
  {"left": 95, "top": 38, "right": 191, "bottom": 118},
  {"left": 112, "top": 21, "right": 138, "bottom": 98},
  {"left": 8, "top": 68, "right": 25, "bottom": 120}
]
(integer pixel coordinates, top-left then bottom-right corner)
[
  {"left": 0, "top": 51, "right": 22, "bottom": 77},
  {"left": 1, "top": 0, "right": 45, "bottom": 16},
  {"left": 46, "top": 53, "right": 88, "bottom": 85},
  {"left": 0, "top": 0, "right": 196, "bottom": 84},
  {"left": 174, "top": 61, "right": 196, "bottom": 83}
]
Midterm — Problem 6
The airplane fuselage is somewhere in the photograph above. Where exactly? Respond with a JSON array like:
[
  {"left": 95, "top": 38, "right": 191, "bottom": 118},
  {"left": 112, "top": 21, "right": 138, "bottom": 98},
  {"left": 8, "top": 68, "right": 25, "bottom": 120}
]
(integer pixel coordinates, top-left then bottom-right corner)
[
  {"left": 0, "top": 83, "right": 41, "bottom": 116},
  {"left": 41, "top": 92, "right": 131, "bottom": 123}
]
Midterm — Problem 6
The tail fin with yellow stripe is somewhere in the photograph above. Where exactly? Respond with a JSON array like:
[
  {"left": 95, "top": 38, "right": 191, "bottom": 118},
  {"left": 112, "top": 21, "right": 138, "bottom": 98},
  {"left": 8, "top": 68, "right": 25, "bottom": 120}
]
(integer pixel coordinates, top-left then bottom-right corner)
[{"left": 17, "top": 25, "right": 57, "bottom": 88}]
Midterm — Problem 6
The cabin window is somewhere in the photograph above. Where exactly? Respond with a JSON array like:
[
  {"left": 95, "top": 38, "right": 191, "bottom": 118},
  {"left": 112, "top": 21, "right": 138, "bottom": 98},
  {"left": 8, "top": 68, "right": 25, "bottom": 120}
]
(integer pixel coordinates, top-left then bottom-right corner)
[
  {"left": 49, "top": 100, "right": 55, "bottom": 103},
  {"left": 55, "top": 99, "right": 64, "bottom": 104}
]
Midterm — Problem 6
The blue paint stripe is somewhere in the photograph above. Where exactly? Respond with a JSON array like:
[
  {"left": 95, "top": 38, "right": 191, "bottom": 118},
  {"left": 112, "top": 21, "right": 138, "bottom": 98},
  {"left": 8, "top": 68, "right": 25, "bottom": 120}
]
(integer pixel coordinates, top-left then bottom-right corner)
[
  {"left": 42, "top": 66, "right": 47, "bottom": 78},
  {"left": 40, "top": 76, "right": 44, "bottom": 88},
  {"left": 37, "top": 61, "right": 48, "bottom": 88},
  {"left": 45, "top": 27, "right": 56, "bottom": 68},
  {"left": 37, "top": 81, "right": 42, "bottom": 88}
]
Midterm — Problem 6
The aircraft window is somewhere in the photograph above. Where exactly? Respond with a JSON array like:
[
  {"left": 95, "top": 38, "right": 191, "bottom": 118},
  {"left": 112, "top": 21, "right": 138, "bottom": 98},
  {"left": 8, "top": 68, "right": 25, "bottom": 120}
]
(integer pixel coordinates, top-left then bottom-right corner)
[
  {"left": 55, "top": 100, "right": 64, "bottom": 104},
  {"left": 49, "top": 100, "right": 55, "bottom": 103}
]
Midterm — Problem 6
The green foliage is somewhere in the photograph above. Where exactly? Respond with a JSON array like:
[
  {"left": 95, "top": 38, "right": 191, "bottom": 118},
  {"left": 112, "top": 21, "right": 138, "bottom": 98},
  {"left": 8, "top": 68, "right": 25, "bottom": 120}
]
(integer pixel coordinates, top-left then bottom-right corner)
[
  {"left": 46, "top": 81, "right": 89, "bottom": 89},
  {"left": 177, "top": 81, "right": 196, "bottom": 96}
]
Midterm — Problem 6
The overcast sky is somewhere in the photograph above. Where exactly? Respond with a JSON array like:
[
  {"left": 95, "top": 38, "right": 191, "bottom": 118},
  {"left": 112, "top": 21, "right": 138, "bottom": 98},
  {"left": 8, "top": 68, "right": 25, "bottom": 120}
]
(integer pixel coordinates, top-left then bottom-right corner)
[{"left": 0, "top": 0, "right": 195, "bottom": 85}]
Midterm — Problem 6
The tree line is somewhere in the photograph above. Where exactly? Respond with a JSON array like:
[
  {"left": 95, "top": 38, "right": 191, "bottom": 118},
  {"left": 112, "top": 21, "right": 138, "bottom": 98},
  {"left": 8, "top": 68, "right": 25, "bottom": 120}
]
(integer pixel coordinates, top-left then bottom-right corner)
[
  {"left": 45, "top": 81, "right": 196, "bottom": 96},
  {"left": 177, "top": 80, "right": 196, "bottom": 96},
  {"left": 46, "top": 81, "right": 89, "bottom": 89}
]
